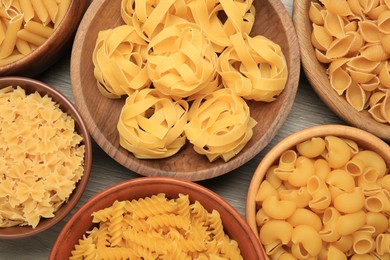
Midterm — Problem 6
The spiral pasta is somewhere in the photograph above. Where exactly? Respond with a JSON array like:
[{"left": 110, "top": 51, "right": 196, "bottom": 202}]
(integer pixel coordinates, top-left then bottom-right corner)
[
  {"left": 70, "top": 194, "right": 243, "bottom": 259},
  {"left": 309, "top": 0, "right": 390, "bottom": 123},
  {"left": 184, "top": 88, "right": 257, "bottom": 162},
  {"left": 255, "top": 136, "right": 390, "bottom": 259}
]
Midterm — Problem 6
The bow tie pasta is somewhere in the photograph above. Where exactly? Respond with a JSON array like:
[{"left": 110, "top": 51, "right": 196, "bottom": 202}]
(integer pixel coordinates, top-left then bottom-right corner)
[
  {"left": 0, "top": 86, "right": 85, "bottom": 228},
  {"left": 92, "top": 0, "right": 288, "bottom": 161}
]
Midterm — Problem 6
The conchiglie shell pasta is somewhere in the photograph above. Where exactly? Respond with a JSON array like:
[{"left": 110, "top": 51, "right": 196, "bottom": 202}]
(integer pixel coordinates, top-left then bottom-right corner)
[
  {"left": 382, "top": 34, "right": 390, "bottom": 54},
  {"left": 381, "top": 91, "right": 390, "bottom": 122},
  {"left": 320, "top": 0, "right": 352, "bottom": 16},
  {"left": 379, "top": 62, "right": 390, "bottom": 88},
  {"left": 367, "top": 4, "right": 389, "bottom": 20},
  {"left": 311, "top": 24, "right": 333, "bottom": 51},
  {"left": 324, "top": 12, "right": 346, "bottom": 39},
  {"left": 345, "top": 82, "right": 368, "bottom": 111},
  {"left": 378, "top": 10, "right": 390, "bottom": 34},
  {"left": 361, "top": 44, "right": 390, "bottom": 62},
  {"left": 369, "top": 103, "right": 388, "bottom": 123},
  {"left": 309, "top": 2, "right": 325, "bottom": 25},
  {"left": 359, "top": 21, "right": 382, "bottom": 43}
]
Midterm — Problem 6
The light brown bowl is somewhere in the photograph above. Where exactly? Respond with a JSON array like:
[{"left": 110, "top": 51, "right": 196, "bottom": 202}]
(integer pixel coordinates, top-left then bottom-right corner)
[
  {"left": 0, "top": 0, "right": 89, "bottom": 77},
  {"left": 294, "top": 0, "right": 390, "bottom": 141},
  {"left": 50, "top": 177, "right": 266, "bottom": 259},
  {"left": 0, "top": 77, "right": 92, "bottom": 239},
  {"left": 70, "top": 0, "right": 300, "bottom": 181},
  {"left": 246, "top": 124, "right": 390, "bottom": 258}
]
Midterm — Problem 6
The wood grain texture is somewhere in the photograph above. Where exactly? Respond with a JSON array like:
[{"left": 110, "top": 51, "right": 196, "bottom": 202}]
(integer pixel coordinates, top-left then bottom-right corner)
[
  {"left": 71, "top": 0, "right": 300, "bottom": 181},
  {"left": 293, "top": 0, "right": 390, "bottom": 141},
  {"left": 0, "top": 0, "right": 89, "bottom": 77}
]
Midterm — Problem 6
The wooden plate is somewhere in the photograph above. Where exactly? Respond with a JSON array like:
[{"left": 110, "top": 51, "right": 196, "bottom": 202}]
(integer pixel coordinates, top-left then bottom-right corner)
[
  {"left": 71, "top": 0, "right": 300, "bottom": 181},
  {"left": 293, "top": 0, "right": 390, "bottom": 141}
]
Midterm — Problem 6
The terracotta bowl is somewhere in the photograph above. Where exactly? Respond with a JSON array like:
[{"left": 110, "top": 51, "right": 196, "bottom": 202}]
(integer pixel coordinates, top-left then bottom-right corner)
[
  {"left": 50, "top": 177, "right": 266, "bottom": 260},
  {"left": 70, "top": 0, "right": 300, "bottom": 181},
  {"left": 246, "top": 124, "right": 390, "bottom": 259},
  {"left": 0, "top": 0, "right": 89, "bottom": 77},
  {"left": 0, "top": 77, "right": 92, "bottom": 239},
  {"left": 294, "top": 0, "right": 390, "bottom": 141}
]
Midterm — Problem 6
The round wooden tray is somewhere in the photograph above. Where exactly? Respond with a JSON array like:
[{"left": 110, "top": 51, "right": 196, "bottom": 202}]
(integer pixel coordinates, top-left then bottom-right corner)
[
  {"left": 71, "top": 0, "right": 300, "bottom": 181},
  {"left": 293, "top": 0, "right": 390, "bottom": 141}
]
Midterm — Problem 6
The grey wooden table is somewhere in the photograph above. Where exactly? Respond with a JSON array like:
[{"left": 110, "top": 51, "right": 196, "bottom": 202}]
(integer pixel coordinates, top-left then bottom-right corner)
[{"left": 0, "top": 1, "right": 350, "bottom": 259}]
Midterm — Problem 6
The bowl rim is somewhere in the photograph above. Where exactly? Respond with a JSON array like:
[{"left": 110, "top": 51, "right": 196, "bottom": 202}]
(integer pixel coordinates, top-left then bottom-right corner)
[
  {"left": 246, "top": 124, "right": 390, "bottom": 237},
  {"left": 0, "top": 0, "right": 90, "bottom": 77},
  {"left": 0, "top": 76, "right": 92, "bottom": 239},
  {"left": 293, "top": 0, "right": 390, "bottom": 141},
  {"left": 50, "top": 176, "right": 266, "bottom": 259},
  {"left": 70, "top": 0, "right": 301, "bottom": 181}
]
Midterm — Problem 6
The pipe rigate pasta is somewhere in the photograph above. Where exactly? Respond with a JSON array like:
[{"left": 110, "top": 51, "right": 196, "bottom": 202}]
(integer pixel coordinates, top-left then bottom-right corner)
[
  {"left": 255, "top": 135, "right": 390, "bottom": 259},
  {"left": 71, "top": 194, "right": 243, "bottom": 259}
]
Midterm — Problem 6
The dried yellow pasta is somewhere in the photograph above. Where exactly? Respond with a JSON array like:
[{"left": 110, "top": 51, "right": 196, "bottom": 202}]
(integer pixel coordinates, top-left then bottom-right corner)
[
  {"left": 310, "top": 0, "right": 390, "bottom": 123},
  {"left": 0, "top": 0, "right": 71, "bottom": 66},
  {"left": 0, "top": 86, "right": 85, "bottom": 228},
  {"left": 255, "top": 136, "right": 390, "bottom": 259},
  {"left": 184, "top": 88, "right": 257, "bottom": 162},
  {"left": 218, "top": 33, "right": 288, "bottom": 102},
  {"left": 117, "top": 89, "right": 188, "bottom": 159},
  {"left": 70, "top": 194, "right": 243, "bottom": 259}
]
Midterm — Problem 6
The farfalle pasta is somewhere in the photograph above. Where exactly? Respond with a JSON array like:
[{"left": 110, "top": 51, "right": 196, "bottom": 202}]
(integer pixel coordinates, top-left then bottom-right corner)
[
  {"left": 91, "top": 0, "right": 288, "bottom": 161},
  {"left": 0, "top": 86, "right": 85, "bottom": 228},
  {"left": 218, "top": 33, "right": 288, "bottom": 101},
  {"left": 92, "top": 25, "right": 150, "bottom": 98},
  {"left": 255, "top": 136, "right": 390, "bottom": 259},
  {"left": 70, "top": 193, "right": 243, "bottom": 259},
  {"left": 184, "top": 88, "right": 257, "bottom": 162},
  {"left": 310, "top": 0, "right": 390, "bottom": 123},
  {"left": 0, "top": 0, "right": 71, "bottom": 66},
  {"left": 117, "top": 88, "right": 188, "bottom": 159},
  {"left": 147, "top": 23, "right": 219, "bottom": 99}
]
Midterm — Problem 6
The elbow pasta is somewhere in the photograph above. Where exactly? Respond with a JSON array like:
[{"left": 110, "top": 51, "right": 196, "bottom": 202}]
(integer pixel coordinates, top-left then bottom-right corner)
[
  {"left": 91, "top": 0, "right": 288, "bottom": 161},
  {"left": 70, "top": 194, "right": 243, "bottom": 259},
  {"left": 255, "top": 136, "right": 390, "bottom": 259},
  {"left": 309, "top": 0, "right": 390, "bottom": 124},
  {"left": 0, "top": 0, "right": 71, "bottom": 66}
]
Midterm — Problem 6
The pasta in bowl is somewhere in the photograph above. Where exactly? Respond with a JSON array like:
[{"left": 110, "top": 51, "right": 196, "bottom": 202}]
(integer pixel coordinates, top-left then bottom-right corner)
[
  {"left": 0, "top": 0, "right": 89, "bottom": 76},
  {"left": 50, "top": 177, "right": 266, "bottom": 259},
  {"left": 294, "top": 0, "right": 390, "bottom": 141},
  {"left": 246, "top": 124, "right": 390, "bottom": 259},
  {"left": 0, "top": 77, "right": 92, "bottom": 239},
  {"left": 70, "top": 0, "right": 300, "bottom": 181}
]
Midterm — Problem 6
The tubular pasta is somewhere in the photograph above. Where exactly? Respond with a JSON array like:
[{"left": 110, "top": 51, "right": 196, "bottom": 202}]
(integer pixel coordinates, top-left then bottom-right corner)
[
  {"left": 117, "top": 89, "right": 188, "bottom": 159},
  {"left": 255, "top": 135, "right": 390, "bottom": 258},
  {"left": 218, "top": 33, "right": 288, "bottom": 102},
  {"left": 184, "top": 88, "right": 257, "bottom": 162},
  {"left": 0, "top": 0, "right": 71, "bottom": 66},
  {"left": 71, "top": 194, "right": 243, "bottom": 259}
]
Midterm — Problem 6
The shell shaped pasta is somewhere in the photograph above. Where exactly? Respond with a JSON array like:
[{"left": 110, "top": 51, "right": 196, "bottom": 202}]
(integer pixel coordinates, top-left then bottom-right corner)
[
  {"left": 378, "top": 10, "right": 390, "bottom": 34},
  {"left": 359, "top": 20, "right": 382, "bottom": 43},
  {"left": 381, "top": 90, "right": 390, "bottom": 123},
  {"left": 345, "top": 82, "right": 369, "bottom": 111},
  {"left": 330, "top": 67, "right": 352, "bottom": 95},
  {"left": 309, "top": 2, "right": 325, "bottom": 25},
  {"left": 324, "top": 11, "right": 346, "bottom": 39},
  {"left": 379, "top": 62, "right": 390, "bottom": 88},
  {"left": 311, "top": 24, "right": 333, "bottom": 51},
  {"left": 320, "top": 0, "right": 352, "bottom": 16},
  {"left": 361, "top": 44, "right": 390, "bottom": 62}
]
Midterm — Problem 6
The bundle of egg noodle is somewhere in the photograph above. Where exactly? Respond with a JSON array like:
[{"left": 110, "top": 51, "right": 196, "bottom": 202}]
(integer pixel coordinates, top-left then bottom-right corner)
[{"left": 92, "top": 0, "right": 288, "bottom": 161}]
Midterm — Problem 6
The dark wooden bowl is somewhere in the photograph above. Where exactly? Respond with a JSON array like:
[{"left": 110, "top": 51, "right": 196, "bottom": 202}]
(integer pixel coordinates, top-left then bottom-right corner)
[
  {"left": 71, "top": 0, "right": 300, "bottom": 181},
  {"left": 0, "top": 0, "right": 89, "bottom": 77},
  {"left": 0, "top": 77, "right": 92, "bottom": 239}
]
